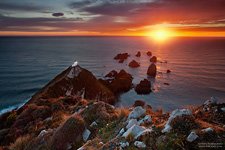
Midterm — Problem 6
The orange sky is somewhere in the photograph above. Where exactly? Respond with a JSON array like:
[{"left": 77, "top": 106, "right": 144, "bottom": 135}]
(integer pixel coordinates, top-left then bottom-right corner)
[{"left": 0, "top": 0, "right": 225, "bottom": 37}]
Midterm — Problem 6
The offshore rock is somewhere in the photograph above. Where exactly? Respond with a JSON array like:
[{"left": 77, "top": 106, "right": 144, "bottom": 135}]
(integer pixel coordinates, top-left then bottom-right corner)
[
  {"left": 136, "top": 51, "right": 141, "bottom": 57},
  {"left": 150, "top": 56, "right": 157, "bottom": 63},
  {"left": 128, "top": 60, "right": 140, "bottom": 68},
  {"left": 135, "top": 79, "right": 151, "bottom": 94},
  {"left": 147, "top": 63, "right": 157, "bottom": 77}
]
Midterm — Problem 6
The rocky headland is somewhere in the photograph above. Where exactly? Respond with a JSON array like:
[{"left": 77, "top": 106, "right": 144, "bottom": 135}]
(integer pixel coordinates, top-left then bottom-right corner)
[{"left": 0, "top": 51, "right": 224, "bottom": 150}]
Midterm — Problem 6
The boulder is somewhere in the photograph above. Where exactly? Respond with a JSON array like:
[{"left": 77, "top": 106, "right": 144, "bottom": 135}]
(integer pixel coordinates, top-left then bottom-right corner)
[
  {"left": 138, "top": 115, "right": 152, "bottom": 125},
  {"left": 114, "top": 53, "right": 129, "bottom": 63},
  {"left": 128, "top": 106, "right": 146, "bottom": 120},
  {"left": 122, "top": 125, "right": 146, "bottom": 139},
  {"left": 51, "top": 115, "right": 85, "bottom": 150},
  {"left": 82, "top": 128, "right": 91, "bottom": 142},
  {"left": 204, "top": 97, "right": 217, "bottom": 106},
  {"left": 201, "top": 127, "right": 213, "bottom": 133},
  {"left": 164, "top": 83, "right": 170, "bottom": 85},
  {"left": 135, "top": 79, "right": 151, "bottom": 94},
  {"left": 150, "top": 56, "right": 157, "bottom": 63},
  {"left": 128, "top": 60, "right": 140, "bottom": 68},
  {"left": 105, "top": 70, "right": 117, "bottom": 78},
  {"left": 118, "top": 128, "right": 125, "bottom": 136},
  {"left": 120, "top": 141, "right": 129, "bottom": 148},
  {"left": 90, "top": 121, "right": 97, "bottom": 127},
  {"left": 102, "top": 70, "right": 133, "bottom": 95},
  {"left": 166, "top": 69, "right": 171, "bottom": 73},
  {"left": 146, "top": 51, "right": 152, "bottom": 56},
  {"left": 135, "top": 51, "right": 141, "bottom": 57},
  {"left": 80, "top": 101, "right": 118, "bottom": 126},
  {"left": 133, "top": 100, "right": 145, "bottom": 107},
  {"left": 187, "top": 131, "right": 198, "bottom": 142},
  {"left": 134, "top": 141, "right": 146, "bottom": 148},
  {"left": 126, "top": 119, "right": 139, "bottom": 129},
  {"left": 135, "top": 128, "right": 152, "bottom": 140},
  {"left": 162, "top": 109, "right": 192, "bottom": 133},
  {"left": 221, "top": 107, "right": 225, "bottom": 112},
  {"left": 114, "top": 53, "right": 129, "bottom": 60},
  {"left": 118, "top": 59, "right": 125, "bottom": 63},
  {"left": 147, "top": 63, "right": 157, "bottom": 77}
]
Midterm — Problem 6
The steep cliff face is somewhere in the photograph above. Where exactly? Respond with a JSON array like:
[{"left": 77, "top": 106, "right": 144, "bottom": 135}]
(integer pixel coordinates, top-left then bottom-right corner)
[{"left": 29, "top": 65, "right": 115, "bottom": 104}]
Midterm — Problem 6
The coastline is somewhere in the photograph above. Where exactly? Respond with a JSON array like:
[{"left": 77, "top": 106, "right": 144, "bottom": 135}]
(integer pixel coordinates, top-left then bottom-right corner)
[{"left": 0, "top": 60, "right": 224, "bottom": 149}]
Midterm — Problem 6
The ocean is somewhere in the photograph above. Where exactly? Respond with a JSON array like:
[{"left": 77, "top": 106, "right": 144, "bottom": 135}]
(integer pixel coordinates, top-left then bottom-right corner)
[{"left": 0, "top": 36, "right": 225, "bottom": 113}]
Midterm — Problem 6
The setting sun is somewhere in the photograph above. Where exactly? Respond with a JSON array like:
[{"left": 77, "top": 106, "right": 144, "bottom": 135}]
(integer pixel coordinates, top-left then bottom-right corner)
[{"left": 152, "top": 29, "right": 173, "bottom": 42}]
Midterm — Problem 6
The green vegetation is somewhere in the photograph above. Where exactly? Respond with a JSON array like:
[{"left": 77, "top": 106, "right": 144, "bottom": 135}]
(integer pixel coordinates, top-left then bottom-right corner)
[
  {"left": 98, "top": 118, "right": 124, "bottom": 142},
  {"left": 156, "top": 133, "right": 186, "bottom": 150}
]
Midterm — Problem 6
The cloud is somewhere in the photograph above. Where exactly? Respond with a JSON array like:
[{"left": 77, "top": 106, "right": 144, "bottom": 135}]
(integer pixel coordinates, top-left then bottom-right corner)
[
  {"left": 0, "top": 0, "right": 225, "bottom": 35},
  {"left": 0, "top": 2, "right": 45, "bottom": 12},
  {"left": 80, "top": 0, "right": 225, "bottom": 24},
  {"left": 52, "top": 12, "right": 64, "bottom": 17},
  {"left": 69, "top": 0, "right": 92, "bottom": 9},
  {"left": 0, "top": 14, "right": 84, "bottom": 32}
]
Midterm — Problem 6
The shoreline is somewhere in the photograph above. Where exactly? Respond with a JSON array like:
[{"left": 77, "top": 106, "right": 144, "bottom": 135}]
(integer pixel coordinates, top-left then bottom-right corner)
[
  {"left": 0, "top": 64, "right": 225, "bottom": 150},
  {"left": 0, "top": 52, "right": 224, "bottom": 149}
]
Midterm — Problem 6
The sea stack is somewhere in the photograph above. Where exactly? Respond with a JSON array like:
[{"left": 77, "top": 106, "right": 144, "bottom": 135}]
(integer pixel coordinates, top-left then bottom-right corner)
[
  {"left": 150, "top": 56, "right": 157, "bottom": 63},
  {"left": 135, "top": 79, "right": 151, "bottom": 94},
  {"left": 128, "top": 60, "right": 140, "bottom": 68},
  {"left": 147, "top": 63, "right": 157, "bottom": 77},
  {"left": 135, "top": 51, "right": 141, "bottom": 57},
  {"left": 146, "top": 51, "right": 152, "bottom": 56}
]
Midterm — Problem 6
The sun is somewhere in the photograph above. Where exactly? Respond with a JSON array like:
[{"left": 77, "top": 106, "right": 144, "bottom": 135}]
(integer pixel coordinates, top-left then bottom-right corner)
[{"left": 149, "top": 29, "right": 174, "bottom": 42}]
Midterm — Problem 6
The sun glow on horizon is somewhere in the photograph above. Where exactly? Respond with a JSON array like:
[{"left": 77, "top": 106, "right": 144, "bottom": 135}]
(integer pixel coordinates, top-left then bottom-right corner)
[{"left": 150, "top": 29, "right": 174, "bottom": 42}]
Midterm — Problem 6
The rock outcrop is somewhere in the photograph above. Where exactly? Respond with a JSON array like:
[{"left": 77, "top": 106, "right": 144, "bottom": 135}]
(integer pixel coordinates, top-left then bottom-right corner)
[
  {"left": 100, "top": 70, "right": 133, "bottom": 95},
  {"left": 167, "top": 69, "right": 171, "bottom": 73},
  {"left": 29, "top": 65, "right": 115, "bottom": 104},
  {"left": 51, "top": 115, "right": 85, "bottom": 150},
  {"left": 105, "top": 70, "right": 117, "bottom": 78},
  {"left": 133, "top": 100, "right": 145, "bottom": 107},
  {"left": 150, "top": 56, "right": 157, "bottom": 63},
  {"left": 135, "top": 51, "right": 141, "bottom": 57},
  {"left": 128, "top": 60, "right": 140, "bottom": 68},
  {"left": 135, "top": 79, "right": 151, "bottom": 94},
  {"left": 114, "top": 53, "right": 129, "bottom": 63},
  {"left": 147, "top": 63, "right": 157, "bottom": 77},
  {"left": 162, "top": 109, "right": 192, "bottom": 133},
  {"left": 146, "top": 51, "right": 152, "bottom": 56},
  {"left": 80, "top": 101, "right": 118, "bottom": 126}
]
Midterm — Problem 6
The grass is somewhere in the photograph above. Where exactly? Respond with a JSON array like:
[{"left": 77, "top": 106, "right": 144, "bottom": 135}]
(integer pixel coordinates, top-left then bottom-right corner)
[
  {"left": 9, "top": 135, "right": 32, "bottom": 150},
  {"left": 156, "top": 133, "right": 186, "bottom": 150},
  {"left": 6, "top": 111, "right": 17, "bottom": 126},
  {"left": 170, "top": 115, "right": 199, "bottom": 135},
  {"left": 98, "top": 113, "right": 126, "bottom": 143}
]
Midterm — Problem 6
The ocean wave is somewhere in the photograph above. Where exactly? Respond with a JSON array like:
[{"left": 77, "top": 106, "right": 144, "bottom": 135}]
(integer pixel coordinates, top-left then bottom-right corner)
[{"left": 0, "top": 98, "right": 30, "bottom": 115}]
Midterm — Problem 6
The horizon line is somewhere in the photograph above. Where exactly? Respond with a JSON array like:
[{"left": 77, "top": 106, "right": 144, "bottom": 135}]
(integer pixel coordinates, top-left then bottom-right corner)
[{"left": 0, "top": 35, "right": 225, "bottom": 38}]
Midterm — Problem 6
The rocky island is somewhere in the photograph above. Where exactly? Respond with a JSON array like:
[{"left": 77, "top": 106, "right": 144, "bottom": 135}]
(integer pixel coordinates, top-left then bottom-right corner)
[{"left": 0, "top": 52, "right": 224, "bottom": 150}]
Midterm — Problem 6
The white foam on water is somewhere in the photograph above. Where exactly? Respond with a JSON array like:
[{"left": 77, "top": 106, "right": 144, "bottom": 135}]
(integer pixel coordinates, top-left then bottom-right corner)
[{"left": 0, "top": 98, "right": 30, "bottom": 115}]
